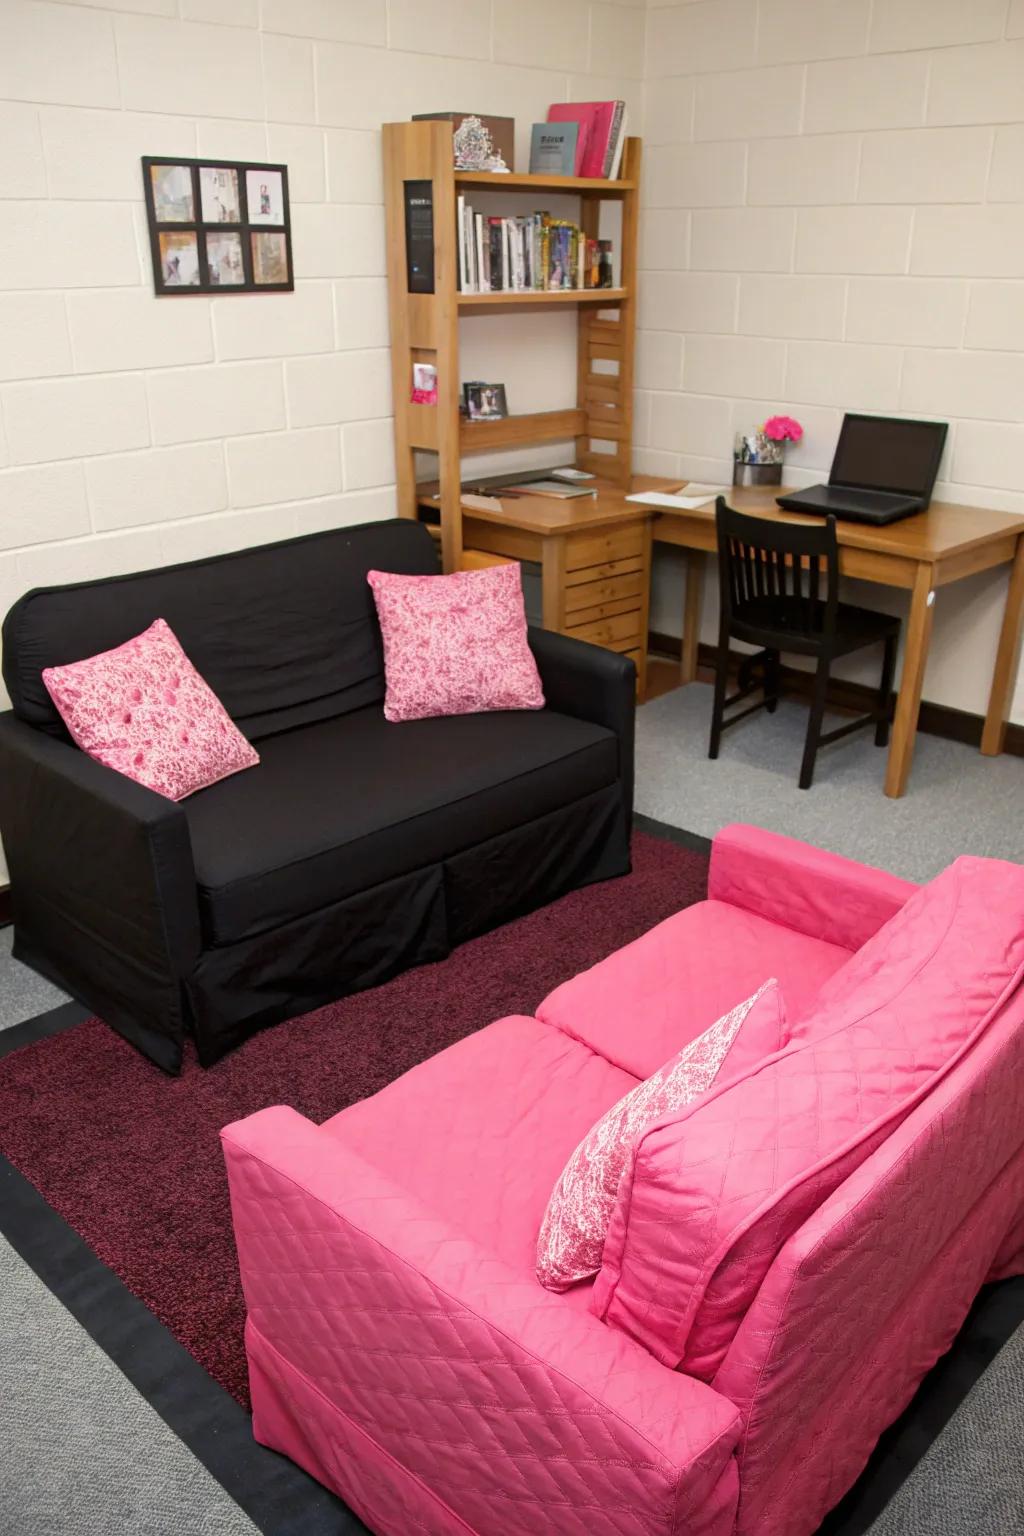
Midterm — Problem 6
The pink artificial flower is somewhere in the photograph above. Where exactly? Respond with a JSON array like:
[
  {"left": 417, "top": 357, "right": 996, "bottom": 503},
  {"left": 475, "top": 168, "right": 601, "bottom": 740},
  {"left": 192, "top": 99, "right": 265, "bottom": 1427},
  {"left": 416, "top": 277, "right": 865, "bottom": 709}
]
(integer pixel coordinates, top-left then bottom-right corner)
[{"left": 762, "top": 414, "right": 803, "bottom": 443}]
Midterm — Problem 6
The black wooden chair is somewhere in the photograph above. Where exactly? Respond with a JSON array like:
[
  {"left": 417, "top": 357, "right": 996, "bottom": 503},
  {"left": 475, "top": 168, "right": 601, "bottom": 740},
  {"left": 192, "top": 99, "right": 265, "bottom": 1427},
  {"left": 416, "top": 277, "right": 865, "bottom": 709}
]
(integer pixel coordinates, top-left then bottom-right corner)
[{"left": 708, "top": 499, "right": 900, "bottom": 789}]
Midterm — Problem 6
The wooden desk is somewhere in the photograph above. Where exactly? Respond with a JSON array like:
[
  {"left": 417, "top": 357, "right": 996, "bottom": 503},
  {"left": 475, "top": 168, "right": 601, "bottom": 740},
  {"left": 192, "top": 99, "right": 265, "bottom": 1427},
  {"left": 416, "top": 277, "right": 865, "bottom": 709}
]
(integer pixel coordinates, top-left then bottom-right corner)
[
  {"left": 651, "top": 483, "right": 1024, "bottom": 798},
  {"left": 422, "top": 479, "right": 656, "bottom": 697}
]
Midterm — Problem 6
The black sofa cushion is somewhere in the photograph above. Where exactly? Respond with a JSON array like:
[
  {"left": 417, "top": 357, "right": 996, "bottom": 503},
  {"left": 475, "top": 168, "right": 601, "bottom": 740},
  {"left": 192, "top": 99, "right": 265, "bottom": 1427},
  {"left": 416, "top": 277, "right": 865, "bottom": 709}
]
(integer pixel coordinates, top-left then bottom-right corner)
[
  {"left": 2, "top": 519, "right": 438, "bottom": 741},
  {"left": 184, "top": 705, "right": 620, "bottom": 946}
]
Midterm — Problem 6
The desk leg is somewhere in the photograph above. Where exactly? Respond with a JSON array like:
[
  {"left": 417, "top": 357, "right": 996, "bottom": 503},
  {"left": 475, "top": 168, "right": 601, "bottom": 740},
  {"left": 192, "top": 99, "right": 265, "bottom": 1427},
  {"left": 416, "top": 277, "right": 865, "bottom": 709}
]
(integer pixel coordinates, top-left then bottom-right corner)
[
  {"left": 541, "top": 534, "right": 567, "bottom": 632},
  {"left": 981, "top": 533, "right": 1024, "bottom": 757},
  {"left": 681, "top": 550, "right": 705, "bottom": 684},
  {"left": 885, "top": 562, "right": 935, "bottom": 799}
]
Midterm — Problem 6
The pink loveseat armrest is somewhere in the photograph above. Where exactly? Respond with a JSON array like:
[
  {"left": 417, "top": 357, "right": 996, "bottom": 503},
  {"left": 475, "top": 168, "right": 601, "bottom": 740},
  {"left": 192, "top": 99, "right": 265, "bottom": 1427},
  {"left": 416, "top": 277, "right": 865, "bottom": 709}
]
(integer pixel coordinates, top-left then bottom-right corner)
[
  {"left": 222, "top": 1106, "right": 741, "bottom": 1536},
  {"left": 708, "top": 823, "right": 917, "bottom": 952}
]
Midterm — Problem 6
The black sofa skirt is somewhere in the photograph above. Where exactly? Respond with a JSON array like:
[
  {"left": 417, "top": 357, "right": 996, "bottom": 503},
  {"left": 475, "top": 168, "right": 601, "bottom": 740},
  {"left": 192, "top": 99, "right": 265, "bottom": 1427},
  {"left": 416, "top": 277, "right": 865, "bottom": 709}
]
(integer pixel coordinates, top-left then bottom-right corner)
[{"left": 186, "top": 783, "right": 628, "bottom": 1064}]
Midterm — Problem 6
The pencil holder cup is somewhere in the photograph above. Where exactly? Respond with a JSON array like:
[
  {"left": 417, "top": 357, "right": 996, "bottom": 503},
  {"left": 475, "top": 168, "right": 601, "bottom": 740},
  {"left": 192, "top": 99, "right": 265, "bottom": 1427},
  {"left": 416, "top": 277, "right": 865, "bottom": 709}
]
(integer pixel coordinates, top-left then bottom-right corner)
[{"left": 733, "top": 431, "right": 784, "bottom": 486}]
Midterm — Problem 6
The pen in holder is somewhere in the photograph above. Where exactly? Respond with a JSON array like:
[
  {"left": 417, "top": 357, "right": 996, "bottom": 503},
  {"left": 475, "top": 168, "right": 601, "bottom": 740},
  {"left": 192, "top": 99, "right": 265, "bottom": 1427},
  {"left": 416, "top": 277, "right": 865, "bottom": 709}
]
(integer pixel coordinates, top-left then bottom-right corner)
[{"left": 733, "top": 431, "right": 784, "bottom": 486}]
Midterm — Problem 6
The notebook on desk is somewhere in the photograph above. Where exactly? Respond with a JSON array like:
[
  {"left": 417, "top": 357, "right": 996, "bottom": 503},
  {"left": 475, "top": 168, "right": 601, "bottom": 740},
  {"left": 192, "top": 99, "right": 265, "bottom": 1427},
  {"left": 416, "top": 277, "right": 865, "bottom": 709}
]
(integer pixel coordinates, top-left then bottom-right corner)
[{"left": 776, "top": 414, "right": 948, "bottom": 526}]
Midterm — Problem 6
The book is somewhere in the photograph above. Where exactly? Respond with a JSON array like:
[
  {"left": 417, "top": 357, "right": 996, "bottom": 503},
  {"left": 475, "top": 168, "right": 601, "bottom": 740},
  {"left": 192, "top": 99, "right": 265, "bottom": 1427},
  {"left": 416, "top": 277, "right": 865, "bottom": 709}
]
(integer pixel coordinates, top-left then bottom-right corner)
[
  {"left": 606, "top": 105, "right": 627, "bottom": 179},
  {"left": 456, "top": 203, "right": 607, "bottom": 293},
  {"left": 456, "top": 194, "right": 468, "bottom": 292},
  {"left": 517, "top": 479, "right": 598, "bottom": 499},
  {"left": 529, "top": 122, "right": 578, "bottom": 176},
  {"left": 546, "top": 101, "right": 624, "bottom": 179},
  {"left": 625, "top": 484, "right": 726, "bottom": 511},
  {"left": 475, "top": 212, "right": 486, "bottom": 293}
]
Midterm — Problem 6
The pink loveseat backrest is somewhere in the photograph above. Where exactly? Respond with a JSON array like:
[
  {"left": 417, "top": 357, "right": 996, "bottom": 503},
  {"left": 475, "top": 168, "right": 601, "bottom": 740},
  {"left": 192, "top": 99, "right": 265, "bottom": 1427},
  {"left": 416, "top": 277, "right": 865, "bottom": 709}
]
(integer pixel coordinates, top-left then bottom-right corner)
[
  {"left": 713, "top": 980, "right": 1024, "bottom": 1536},
  {"left": 591, "top": 856, "right": 1024, "bottom": 1378}
]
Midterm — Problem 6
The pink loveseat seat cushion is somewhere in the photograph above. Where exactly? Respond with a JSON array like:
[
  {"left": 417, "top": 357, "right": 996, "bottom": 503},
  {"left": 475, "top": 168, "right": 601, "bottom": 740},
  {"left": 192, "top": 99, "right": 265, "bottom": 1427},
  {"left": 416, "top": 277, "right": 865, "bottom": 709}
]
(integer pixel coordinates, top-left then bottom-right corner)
[
  {"left": 367, "top": 563, "right": 544, "bottom": 722},
  {"left": 41, "top": 616, "right": 259, "bottom": 800},
  {"left": 592, "top": 857, "right": 1024, "bottom": 1378},
  {"left": 322, "top": 1013, "right": 636, "bottom": 1275},
  {"left": 537, "top": 980, "right": 785, "bottom": 1292},
  {"left": 537, "top": 899, "right": 848, "bottom": 1079}
]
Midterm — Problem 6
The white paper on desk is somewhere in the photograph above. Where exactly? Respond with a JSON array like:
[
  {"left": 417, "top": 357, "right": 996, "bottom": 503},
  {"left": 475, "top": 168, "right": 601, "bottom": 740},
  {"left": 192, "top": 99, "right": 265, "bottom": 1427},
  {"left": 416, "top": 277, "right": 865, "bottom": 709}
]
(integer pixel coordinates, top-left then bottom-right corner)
[
  {"left": 461, "top": 493, "right": 505, "bottom": 511},
  {"left": 626, "top": 484, "right": 725, "bottom": 510}
]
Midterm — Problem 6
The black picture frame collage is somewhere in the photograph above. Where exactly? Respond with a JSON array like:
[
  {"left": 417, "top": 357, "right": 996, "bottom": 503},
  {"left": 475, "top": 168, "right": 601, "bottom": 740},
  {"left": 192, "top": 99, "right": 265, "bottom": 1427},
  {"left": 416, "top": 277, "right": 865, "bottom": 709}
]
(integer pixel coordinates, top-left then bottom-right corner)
[{"left": 142, "top": 156, "right": 294, "bottom": 296}]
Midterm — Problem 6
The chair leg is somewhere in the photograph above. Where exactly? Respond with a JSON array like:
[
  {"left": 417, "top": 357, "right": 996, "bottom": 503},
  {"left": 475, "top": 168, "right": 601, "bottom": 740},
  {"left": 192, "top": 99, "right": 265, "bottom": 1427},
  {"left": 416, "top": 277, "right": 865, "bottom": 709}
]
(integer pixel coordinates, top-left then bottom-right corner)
[
  {"left": 799, "top": 657, "right": 830, "bottom": 790},
  {"left": 875, "top": 630, "right": 898, "bottom": 748},
  {"left": 764, "top": 648, "right": 781, "bottom": 714},
  {"left": 708, "top": 628, "right": 730, "bottom": 760}
]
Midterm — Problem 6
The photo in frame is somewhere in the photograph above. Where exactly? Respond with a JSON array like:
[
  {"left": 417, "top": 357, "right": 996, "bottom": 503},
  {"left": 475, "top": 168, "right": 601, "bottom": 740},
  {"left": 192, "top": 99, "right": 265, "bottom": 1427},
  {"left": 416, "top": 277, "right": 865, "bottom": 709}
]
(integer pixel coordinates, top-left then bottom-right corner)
[
  {"left": 158, "top": 231, "right": 201, "bottom": 288},
  {"left": 149, "top": 163, "right": 194, "bottom": 223},
  {"left": 206, "top": 231, "right": 245, "bottom": 286},
  {"left": 246, "top": 168, "right": 284, "bottom": 225},
  {"left": 142, "top": 156, "right": 293, "bottom": 296},
  {"left": 464, "top": 382, "right": 508, "bottom": 421},
  {"left": 200, "top": 166, "right": 240, "bottom": 223},
  {"left": 251, "top": 231, "right": 288, "bottom": 286}
]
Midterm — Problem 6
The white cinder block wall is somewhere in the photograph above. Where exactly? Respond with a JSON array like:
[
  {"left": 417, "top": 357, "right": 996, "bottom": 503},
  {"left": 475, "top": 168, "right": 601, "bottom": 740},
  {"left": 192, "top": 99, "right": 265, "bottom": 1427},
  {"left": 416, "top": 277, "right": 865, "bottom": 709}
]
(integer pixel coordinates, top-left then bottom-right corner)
[
  {"left": 0, "top": 0, "right": 645, "bottom": 657},
  {"left": 0, "top": 0, "right": 644, "bottom": 881},
  {"left": 636, "top": 0, "right": 1024, "bottom": 726}
]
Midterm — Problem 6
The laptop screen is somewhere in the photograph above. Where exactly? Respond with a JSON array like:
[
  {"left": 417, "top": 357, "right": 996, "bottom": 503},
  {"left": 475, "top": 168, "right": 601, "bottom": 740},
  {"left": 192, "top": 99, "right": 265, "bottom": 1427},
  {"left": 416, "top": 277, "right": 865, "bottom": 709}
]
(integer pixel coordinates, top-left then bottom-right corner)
[{"left": 829, "top": 414, "right": 947, "bottom": 499}]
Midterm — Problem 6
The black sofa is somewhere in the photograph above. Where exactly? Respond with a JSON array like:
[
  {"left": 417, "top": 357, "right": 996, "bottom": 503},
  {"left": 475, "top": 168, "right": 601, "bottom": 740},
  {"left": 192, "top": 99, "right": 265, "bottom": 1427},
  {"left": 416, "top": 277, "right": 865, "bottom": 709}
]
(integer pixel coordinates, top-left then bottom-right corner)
[{"left": 0, "top": 519, "right": 635, "bottom": 1072}]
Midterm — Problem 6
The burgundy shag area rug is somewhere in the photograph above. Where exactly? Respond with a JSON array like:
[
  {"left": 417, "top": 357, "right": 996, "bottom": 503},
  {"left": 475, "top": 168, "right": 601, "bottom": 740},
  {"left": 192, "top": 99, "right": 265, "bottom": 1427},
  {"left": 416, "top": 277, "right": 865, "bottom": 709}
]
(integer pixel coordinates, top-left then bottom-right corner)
[{"left": 0, "top": 831, "right": 707, "bottom": 1407}]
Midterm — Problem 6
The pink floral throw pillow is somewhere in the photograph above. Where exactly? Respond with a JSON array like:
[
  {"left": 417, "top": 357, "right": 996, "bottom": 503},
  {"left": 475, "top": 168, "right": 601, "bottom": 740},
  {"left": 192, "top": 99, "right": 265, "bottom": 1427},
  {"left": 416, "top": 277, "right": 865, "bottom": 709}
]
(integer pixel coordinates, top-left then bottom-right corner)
[
  {"left": 536, "top": 979, "right": 785, "bottom": 1292},
  {"left": 42, "top": 618, "right": 259, "bottom": 801},
  {"left": 367, "top": 562, "right": 545, "bottom": 722}
]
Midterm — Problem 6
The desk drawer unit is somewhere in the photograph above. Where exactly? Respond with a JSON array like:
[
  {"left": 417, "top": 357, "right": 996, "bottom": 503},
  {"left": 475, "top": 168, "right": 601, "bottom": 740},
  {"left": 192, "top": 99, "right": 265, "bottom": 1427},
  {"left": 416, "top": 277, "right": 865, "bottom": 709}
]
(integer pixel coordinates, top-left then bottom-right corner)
[{"left": 562, "top": 523, "right": 649, "bottom": 684}]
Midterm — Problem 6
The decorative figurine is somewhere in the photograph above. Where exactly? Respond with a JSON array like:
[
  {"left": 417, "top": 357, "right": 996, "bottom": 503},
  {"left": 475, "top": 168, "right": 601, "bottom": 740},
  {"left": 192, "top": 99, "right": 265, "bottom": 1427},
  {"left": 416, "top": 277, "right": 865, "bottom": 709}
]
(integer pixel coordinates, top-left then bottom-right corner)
[{"left": 452, "top": 116, "right": 509, "bottom": 174}]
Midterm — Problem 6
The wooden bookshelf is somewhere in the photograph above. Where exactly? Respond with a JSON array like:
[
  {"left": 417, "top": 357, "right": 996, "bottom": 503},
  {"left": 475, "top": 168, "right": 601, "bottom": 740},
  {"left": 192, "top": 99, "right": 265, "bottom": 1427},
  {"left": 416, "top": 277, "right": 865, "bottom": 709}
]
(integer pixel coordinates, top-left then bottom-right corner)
[
  {"left": 457, "top": 287, "right": 629, "bottom": 307},
  {"left": 383, "top": 118, "right": 643, "bottom": 671},
  {"left": 454, "top": 169, "right": 637, "bottom": 193}
]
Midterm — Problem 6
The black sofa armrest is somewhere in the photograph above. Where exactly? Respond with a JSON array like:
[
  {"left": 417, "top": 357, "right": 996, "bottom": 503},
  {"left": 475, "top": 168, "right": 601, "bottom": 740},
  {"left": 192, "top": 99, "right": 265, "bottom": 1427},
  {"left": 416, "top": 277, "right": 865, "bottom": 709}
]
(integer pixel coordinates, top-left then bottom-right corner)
[
  {"left": 528, "top": 627, "right": 636, "bottom": 822},
  {"left": 0, "top": 713, "right": 201, "bottom": 1072}
]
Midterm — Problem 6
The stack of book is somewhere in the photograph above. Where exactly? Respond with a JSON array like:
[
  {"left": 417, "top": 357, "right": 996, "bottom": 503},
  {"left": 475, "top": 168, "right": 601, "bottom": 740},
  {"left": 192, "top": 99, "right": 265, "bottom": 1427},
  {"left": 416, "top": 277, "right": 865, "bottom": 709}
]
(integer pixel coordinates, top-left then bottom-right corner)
[
  {"left": 545, "top": 101, "right": 628, "bottom": 179},
  {"left": 456, "top": 201, "right": 603, "bottom": 293}
]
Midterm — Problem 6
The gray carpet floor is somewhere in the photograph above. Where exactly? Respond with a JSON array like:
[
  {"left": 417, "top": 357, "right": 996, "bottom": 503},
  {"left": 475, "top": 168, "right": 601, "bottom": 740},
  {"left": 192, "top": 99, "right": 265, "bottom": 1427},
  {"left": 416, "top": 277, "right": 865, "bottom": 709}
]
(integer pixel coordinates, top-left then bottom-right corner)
[
  {"left": 636, "top": 681, "right": 1024, "bottom": 882},
  {"left": 0, "top": 1234, "right": 259, "bottom": 1536},
  {"left": 2, "top": 697, "right": 1023, "bottom": 1533}
]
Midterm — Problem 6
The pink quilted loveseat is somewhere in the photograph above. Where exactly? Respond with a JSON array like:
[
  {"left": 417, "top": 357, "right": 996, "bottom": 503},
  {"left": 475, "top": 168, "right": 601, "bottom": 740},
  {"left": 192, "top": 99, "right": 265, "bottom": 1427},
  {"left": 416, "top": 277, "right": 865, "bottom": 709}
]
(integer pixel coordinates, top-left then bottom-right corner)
[{"left": 222, "top": 824, "right": 1024, "bottom": 1536}]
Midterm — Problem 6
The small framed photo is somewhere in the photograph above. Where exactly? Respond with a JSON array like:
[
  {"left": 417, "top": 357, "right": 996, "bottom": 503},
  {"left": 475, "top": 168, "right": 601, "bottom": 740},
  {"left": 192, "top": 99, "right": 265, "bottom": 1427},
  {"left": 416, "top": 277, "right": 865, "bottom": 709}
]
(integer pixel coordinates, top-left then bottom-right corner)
[
  {"left": 206, "top": 231, "right": 245, "bottom": 286},
  {"left": 149, "top": 163, "right": 194, "bottom": 222},
  {"left": 143, "top": 155, "right": 292, "bottom": 296},
  {"left": 158, "top": 231, "right": 200, "bottom": 288},
  {"left": 246, "top": 167, "right": 285, "bottom": 225},
  {"left": 251, "top": 230, "right": 289, "bottom": 286},
  {"left": 464, "top": 382, "right": 508, "bottom": 421},
  {"left": 200, "top": 165, "right": 240, "bottom": 223}
]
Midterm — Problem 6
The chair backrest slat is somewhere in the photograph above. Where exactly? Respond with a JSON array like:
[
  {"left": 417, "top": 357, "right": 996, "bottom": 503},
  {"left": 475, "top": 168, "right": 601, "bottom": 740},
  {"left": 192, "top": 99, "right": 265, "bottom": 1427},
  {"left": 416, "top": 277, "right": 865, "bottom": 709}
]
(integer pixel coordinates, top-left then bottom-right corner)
[{"left": 714, "top": 498, "right": 840, "bottom": 645}]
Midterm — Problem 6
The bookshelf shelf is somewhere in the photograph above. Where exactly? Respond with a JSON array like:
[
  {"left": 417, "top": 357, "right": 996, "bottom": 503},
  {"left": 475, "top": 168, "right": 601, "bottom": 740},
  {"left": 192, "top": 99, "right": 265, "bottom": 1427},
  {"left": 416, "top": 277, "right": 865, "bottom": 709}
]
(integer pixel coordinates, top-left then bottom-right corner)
[
  {"left": 457, "top": 287, "right": 628, "bottom": 308},
  {"left": 383, "top": 119, "right": 644, "bottom": 689},
  {"left": 454, "top": 169, "right": 635, "bottom": 194},
  {"left": 459, "top": 407, "right": 585, "bottom": 453}
]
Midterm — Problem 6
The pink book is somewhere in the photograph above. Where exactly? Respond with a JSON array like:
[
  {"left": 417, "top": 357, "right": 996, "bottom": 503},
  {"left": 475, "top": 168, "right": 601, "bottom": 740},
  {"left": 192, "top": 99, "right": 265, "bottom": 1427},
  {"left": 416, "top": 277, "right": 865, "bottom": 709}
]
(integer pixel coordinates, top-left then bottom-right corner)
[{"left": 547, "top": 101, "right": 618, "bottom": 178}]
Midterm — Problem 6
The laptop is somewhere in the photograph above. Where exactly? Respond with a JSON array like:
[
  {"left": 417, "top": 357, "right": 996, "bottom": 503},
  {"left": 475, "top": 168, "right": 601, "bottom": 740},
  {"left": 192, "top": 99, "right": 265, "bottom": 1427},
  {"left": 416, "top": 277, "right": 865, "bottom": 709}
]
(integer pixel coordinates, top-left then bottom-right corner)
[{"left": 776, "top": 414, "right": 948, "bottom": 525}]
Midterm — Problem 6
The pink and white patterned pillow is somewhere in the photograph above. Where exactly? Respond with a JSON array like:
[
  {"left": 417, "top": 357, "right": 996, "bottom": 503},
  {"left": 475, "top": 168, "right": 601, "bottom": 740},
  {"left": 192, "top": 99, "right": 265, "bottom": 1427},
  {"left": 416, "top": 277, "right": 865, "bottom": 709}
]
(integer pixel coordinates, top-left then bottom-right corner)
[
  {"left": 367, "top": 563, "right": 544, "bottom": 723},
  {"left": 42, "top": 617, "right": 259, "bottom": 801},
  {"left": 536, "top": 979, "right": 785, "bottom": 1292}
]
